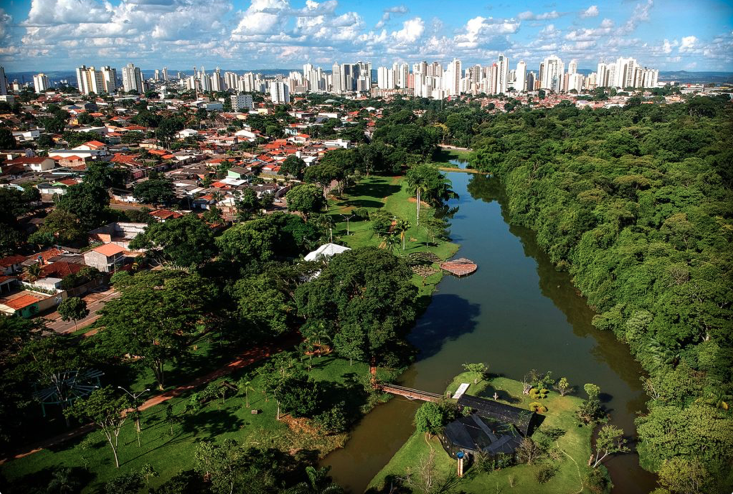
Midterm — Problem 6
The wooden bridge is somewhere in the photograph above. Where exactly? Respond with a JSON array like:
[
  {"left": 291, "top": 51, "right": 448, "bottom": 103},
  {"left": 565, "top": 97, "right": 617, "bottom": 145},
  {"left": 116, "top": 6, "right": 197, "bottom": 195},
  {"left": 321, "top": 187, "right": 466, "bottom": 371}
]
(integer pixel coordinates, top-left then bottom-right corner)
[{"left": 380, "top": 383, "right": 444, "bottom": 402}]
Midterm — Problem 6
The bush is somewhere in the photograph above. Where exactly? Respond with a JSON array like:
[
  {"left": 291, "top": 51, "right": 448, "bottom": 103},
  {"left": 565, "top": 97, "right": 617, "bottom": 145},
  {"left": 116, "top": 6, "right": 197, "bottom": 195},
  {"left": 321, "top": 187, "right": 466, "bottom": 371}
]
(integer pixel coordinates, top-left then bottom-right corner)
[
  {"left": 585, "top": 467, "right": 613, "bottom": 494},
  {"left": 105, "top": 473, "right": 143, "bottom": 494},
  {"left": 314, "top": 401, "right": 348, "bottom": 433},
  {"left": 529, "top": 402, "right": 548, "bottom": 413},
  {"left": 535, "top": 465, "right": 556, "bottom": 484}
]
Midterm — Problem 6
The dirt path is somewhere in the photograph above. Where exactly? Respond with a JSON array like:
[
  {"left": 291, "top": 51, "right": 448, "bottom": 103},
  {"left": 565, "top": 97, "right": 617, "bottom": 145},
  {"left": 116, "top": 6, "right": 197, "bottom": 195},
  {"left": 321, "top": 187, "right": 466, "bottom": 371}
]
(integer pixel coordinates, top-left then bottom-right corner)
[{"left": 0, "top": 335, "right": 299, "bottom": 464}]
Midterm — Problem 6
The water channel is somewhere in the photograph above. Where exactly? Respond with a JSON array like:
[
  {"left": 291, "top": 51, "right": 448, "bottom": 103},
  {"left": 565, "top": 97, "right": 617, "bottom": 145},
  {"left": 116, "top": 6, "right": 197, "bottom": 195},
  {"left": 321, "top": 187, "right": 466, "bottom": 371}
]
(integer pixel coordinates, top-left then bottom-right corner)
[{"left": 322, "top": 162, "right": 657, "bottom": 493}]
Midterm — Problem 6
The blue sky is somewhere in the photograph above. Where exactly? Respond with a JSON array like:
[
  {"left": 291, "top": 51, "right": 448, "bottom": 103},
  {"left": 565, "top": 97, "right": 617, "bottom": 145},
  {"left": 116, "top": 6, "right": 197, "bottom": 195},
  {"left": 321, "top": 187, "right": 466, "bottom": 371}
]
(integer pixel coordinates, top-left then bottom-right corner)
[{"left": 0, "top": 0, "right": 731, "bottom": 72}]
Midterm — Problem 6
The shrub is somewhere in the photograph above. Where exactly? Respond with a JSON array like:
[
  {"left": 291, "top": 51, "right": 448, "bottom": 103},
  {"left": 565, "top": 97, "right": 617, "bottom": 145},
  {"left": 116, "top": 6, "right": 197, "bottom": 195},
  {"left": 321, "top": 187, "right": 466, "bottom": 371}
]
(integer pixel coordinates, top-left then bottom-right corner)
[
  {"left": 314, "top": 401, "right": 348, "bottom": 433},
  {"left": 535, "top": 465, "right": 556, "bottom": 484},
  {"left": 585, "top": 468, "right": 613, "bottom": 494},
  {"left": 529, "top": 402, "right": 548, "bottom": 413}
]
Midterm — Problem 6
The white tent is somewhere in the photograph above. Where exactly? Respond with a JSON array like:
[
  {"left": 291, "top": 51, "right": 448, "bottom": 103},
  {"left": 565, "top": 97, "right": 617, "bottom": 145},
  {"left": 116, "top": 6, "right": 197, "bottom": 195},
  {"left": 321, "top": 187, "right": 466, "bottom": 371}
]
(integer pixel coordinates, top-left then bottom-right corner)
[{"left": 304, "top": 243, "right": 351, "bottom": 262}]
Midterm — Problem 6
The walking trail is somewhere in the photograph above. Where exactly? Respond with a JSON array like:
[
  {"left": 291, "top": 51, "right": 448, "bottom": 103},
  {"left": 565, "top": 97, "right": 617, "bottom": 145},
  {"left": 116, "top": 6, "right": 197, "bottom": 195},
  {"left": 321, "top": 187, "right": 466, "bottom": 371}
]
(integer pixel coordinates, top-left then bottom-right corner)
[{"left": 0, "top": 335, "right": 299, "bottom": 464}]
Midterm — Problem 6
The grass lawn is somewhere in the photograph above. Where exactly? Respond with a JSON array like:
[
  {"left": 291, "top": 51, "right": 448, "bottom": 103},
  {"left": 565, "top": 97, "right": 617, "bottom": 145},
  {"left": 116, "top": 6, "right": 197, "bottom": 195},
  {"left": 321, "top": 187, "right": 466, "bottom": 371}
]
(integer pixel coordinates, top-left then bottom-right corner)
[
  {"left": 326, "top": 175, "right": 460, "bottom": 308},
  {"left": 368, "top": 372, "right": 597, "bottom": 493},
  {"left": 1, "top": 356, "right": 376, "bottom": 493},
  {"left": 327, "top": 175, "right": 459, "bottom": 259}
]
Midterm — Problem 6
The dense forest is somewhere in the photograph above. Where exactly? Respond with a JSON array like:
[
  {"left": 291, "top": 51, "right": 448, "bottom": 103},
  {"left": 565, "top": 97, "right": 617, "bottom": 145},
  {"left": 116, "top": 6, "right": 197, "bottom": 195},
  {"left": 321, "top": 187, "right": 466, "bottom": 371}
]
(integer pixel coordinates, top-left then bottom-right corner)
[{"left": 458, "top": 97, "right": 732, "bottom": 490}]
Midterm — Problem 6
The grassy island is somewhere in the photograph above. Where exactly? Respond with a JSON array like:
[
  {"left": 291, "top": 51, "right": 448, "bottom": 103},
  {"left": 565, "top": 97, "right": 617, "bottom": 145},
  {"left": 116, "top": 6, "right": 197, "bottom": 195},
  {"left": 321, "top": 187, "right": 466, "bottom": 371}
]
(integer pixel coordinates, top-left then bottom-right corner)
[{"left": 368, "top": 371, "right": 604, "bottom": 493}]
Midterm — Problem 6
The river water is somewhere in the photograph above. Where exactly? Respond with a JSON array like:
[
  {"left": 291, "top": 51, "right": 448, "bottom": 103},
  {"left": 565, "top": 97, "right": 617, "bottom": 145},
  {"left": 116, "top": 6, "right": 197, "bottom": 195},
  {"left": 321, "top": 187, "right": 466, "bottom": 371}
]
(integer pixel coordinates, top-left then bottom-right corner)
[{"left": 322, "top": 164, "right": 657, "bottom": 493}]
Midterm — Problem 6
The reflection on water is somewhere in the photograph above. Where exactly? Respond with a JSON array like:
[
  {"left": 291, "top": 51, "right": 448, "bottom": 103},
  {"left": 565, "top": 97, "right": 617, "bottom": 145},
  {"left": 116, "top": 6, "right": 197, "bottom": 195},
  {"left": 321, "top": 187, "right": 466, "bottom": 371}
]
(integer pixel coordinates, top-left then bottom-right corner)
[{"left": 323, "top": 164, "right": 656, "bottom": 493}]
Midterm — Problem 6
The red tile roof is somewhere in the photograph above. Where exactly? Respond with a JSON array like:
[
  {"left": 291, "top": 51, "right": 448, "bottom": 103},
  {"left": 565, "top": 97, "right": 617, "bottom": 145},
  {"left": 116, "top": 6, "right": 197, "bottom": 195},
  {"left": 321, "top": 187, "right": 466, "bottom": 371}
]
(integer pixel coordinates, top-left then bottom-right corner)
[
  {"left": 39, "top": 261, "right": 84, "bottom": 279},
  {"left": 4, "top": 294, "right": 44, "bottom": 310},
  {"left": 0, "top": 255, "right": 26, "bottom": 268},
  {"left": 92, "top": 244, "right": 125, "bottom": 257},
  {"left": 84, "top": 140, "right": 106, "bottom": 148}
]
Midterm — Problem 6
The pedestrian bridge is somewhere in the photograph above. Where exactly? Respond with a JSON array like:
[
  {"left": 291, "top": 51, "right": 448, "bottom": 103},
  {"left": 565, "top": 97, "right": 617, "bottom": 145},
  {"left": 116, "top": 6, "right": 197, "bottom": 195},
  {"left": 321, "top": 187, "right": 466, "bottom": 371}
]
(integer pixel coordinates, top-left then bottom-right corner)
[{"left": 380, "top": 383, "right": 444, "bottom": 402}]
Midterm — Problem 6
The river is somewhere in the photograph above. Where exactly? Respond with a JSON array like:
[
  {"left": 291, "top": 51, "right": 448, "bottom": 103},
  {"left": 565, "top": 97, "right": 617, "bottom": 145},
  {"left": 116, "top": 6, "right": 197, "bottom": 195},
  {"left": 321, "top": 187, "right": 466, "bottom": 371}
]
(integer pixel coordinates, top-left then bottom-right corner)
[{"left": 322, "top": 163, "right": 657, "bottom": 493}]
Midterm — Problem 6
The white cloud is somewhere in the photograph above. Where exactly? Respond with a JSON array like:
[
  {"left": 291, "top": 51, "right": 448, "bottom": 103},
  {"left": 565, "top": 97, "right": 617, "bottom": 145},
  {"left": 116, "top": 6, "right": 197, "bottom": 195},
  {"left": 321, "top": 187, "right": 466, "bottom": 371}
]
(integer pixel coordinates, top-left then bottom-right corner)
[
  {"left": 0, "top": 8, "right": 12, "bottom": 39},
  {"left": 661, "top": 38, "right": 677, "bottom": 54},
  {"left": 679, "top": 35, "right": 698, "bottom": 53},
  {"left": 518, "top": 10, "right": 560, "bottom": 21},
  {"left": 455, "top": 16, "right": 520, "bottom": 48},
  {"left": 579, "top": 5, "right": 599, "bottom": 18},
  {"left": 620, "top": 0, "right": 653, "bottom": 34},
  {"left": 23, "top": 0, "right": 112, "bottom": 26},
  {"left": 391, "top": 17, "right": 424, "bottom": 44},
  {"left": 564, "top": 18, "right": 613, "bottom": 41},
  {"left": 232, "top": 0, "right": 289, "bottom": 37},
  {"left": 375, "top": 5, "right": 408, "bottom": 29}
]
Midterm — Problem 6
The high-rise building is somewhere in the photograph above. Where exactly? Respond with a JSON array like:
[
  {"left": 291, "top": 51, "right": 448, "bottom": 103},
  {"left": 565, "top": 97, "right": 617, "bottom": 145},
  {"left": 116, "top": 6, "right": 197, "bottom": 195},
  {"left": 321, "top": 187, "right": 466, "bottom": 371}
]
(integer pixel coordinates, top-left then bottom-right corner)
[
  {"left": 447, "top": 59, "right": 462, "bottom": 96},
  {"left": 496, "top": 54, "right": 509, "bottom": 94},
  {"left": 122, "top": 63, "right": 144, "bottom": 93},
  {"left": 331, "top": 63, "right": 341, "bottom": 94},
  {"left": 231, "top": 94, "right": 254, "bottom": 111},
  {"left": 162, "top": 67, "right": 169, "bottom": 81},
  {"left": 0, "top": 67, "right": 7, "bottom": 95},
  {"left": 568, "top": 60, "right": 578, "bottom": 75},
  {"left": 100, "top": 66, "right": 117, "bottom": 93},
  {"left": 614, "top": 57, "right": 636, "bottom": 88},
  {"left": 33, "top": 73, "right": 50, "bottom": 93},
  {"left": 514, "top": 61, "right": 527, "bottom": 92},
  {"left": 526, "top": 71, "right": 536, "bottom": 92},
  {"left": 540, "top": 55, "right": 564, "bottom": 92},
  {"left": 270, "top": 81, "right": 290, "bottom": 104}
]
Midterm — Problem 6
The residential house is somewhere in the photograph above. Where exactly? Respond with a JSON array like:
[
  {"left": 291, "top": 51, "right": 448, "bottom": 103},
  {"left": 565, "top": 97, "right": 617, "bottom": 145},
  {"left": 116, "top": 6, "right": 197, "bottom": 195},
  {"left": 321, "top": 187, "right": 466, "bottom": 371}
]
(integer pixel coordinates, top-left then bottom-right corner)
[
  {"left": 5, "top": 156, "right": 55, "bottom": 172},
  {"left": 83, "top": 244, "right": 126, "bottom": 272},
  {"left": 88, "top": 222, "right": 147, "bottom": 249}
]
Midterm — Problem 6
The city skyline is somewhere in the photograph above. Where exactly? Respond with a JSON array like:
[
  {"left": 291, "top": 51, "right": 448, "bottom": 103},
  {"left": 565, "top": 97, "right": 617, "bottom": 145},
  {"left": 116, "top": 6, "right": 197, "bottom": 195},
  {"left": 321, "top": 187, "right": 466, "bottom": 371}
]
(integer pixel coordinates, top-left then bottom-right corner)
[{"left": 0, "top": 0, "right": 732, "bottom": 72}]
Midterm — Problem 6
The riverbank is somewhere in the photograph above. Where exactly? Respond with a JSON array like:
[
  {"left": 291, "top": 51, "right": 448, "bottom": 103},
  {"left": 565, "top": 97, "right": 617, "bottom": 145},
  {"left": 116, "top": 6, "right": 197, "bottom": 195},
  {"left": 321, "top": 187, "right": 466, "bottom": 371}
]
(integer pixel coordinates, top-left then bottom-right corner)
[{"left": 367, "top": 372, "right": 597, "bottom": 493}]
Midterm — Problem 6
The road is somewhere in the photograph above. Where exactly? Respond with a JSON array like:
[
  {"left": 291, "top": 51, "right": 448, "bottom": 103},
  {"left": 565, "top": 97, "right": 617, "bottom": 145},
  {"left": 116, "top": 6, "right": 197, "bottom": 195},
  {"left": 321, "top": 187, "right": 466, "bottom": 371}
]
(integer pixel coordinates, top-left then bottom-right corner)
[{"left": 44, "top": 287, "right": 120, "bottom": 334}]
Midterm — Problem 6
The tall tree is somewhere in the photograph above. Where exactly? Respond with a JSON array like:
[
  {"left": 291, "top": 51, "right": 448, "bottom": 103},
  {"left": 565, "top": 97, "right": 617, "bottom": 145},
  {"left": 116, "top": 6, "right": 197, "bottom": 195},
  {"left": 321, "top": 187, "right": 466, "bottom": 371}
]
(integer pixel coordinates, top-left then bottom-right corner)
[
  {"left": 64, "top": 387, "right": 129, "bottom": 468},
  {"left": 295, "top": 247, "right": 417, "bottom": 366},
  {"left": 285, "top": 184, "right": 325, "bottom": 220},
  {"left": 406, "top": 164, "right": 456, "bottom": 225},
  {"left": 129, "top": 214, "right": 217, "bottom": 268},
  {"left": 57, "top": 297, "right": 89, "bottom": 331},
  {"left": 98, "top": 271, "right": 217, "bottom": 389}
]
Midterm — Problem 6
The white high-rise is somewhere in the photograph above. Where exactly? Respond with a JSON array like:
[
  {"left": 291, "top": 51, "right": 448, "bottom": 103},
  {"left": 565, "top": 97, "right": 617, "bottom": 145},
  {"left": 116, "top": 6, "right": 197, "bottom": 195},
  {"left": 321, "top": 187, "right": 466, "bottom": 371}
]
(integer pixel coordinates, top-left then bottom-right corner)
[
  {"left": 33, "top": 74, "right": 50, "bottom": 93},
  {"left": 540, "top": 55, "right": 564, "bottom": 92},
  {"left": 496, "top": 54, "right": 509, "bottom": 94},
  {"left": 100, "top": 66, "right": 117, "bottom": 93},
  {"left": 514, "top": 61, "right": 527, "bottom": 92},
  {"left": 270, "top": 81, "right": 290, "bottom": 104},
  {"left": 122, "top": 63, "right": 144, "bottom": 93},
  {"left": 447, "top": 59, "right": 462, "bottom": 96}
]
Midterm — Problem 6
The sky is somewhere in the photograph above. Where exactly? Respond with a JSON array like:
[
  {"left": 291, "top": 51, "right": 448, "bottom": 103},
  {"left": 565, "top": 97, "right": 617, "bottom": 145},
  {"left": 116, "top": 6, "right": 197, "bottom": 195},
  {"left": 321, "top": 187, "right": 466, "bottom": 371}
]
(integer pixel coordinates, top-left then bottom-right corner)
[{"left": 0, "top": 0, "right": 731, "bottom": 73}]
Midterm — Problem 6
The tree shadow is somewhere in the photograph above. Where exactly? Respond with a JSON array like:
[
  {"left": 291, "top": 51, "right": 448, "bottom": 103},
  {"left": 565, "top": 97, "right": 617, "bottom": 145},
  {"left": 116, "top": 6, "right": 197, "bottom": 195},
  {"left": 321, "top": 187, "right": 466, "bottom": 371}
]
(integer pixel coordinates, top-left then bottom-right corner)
[
  {"left": 408, "top": 293, "right": 481, "bottom": 360},
  {"left": 179, "top": 408, "right": 244, "bottom": 439},
  {"left": 476, "top": 384, "right": 522, "bottom": 404},
  {"left": 1, "top": 466, "right": 94, "bottom": 494}
]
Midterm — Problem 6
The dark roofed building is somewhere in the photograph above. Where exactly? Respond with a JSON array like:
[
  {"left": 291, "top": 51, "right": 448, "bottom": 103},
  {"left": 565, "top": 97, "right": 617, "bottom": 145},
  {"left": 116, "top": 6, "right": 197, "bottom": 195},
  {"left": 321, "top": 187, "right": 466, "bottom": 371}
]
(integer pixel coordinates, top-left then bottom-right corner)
[
  {"left": 457, "top": 394, "right": 539, "bottom": 437},
  {"left": 439, "top": 395, "right": 540, "bottom": 461},
  {"left": 440, "top": 414, "right": 523, "bottom": 459}
]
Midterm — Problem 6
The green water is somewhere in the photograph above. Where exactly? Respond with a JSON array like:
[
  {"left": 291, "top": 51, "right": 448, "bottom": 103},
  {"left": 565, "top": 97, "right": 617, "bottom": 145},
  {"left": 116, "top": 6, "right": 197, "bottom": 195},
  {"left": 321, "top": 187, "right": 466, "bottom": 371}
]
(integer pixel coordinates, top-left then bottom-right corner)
[{"left": 322, "top": 164, "right": 657, "bottom": 493}]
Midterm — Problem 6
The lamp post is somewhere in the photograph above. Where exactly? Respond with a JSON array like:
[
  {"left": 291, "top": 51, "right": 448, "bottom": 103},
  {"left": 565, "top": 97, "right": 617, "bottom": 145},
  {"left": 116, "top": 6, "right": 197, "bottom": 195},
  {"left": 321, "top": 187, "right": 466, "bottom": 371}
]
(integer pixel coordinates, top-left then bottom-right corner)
[{"left": 118, "top": 386, "right": 150, "bottom": 447}]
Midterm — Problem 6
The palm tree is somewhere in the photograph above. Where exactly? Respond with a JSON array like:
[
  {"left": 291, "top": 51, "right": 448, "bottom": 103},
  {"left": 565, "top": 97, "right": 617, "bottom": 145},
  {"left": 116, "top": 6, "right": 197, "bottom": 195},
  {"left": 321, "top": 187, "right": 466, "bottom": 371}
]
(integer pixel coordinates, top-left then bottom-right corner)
[
  {"left": 394, "top": 219, "right": 411, "bottom": 251},
  {"left": 406, "top": 167, "right": 429, "bottom": 226},
  {"left": 24, "top": 263, "right": 42, "bottom": 282}
]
